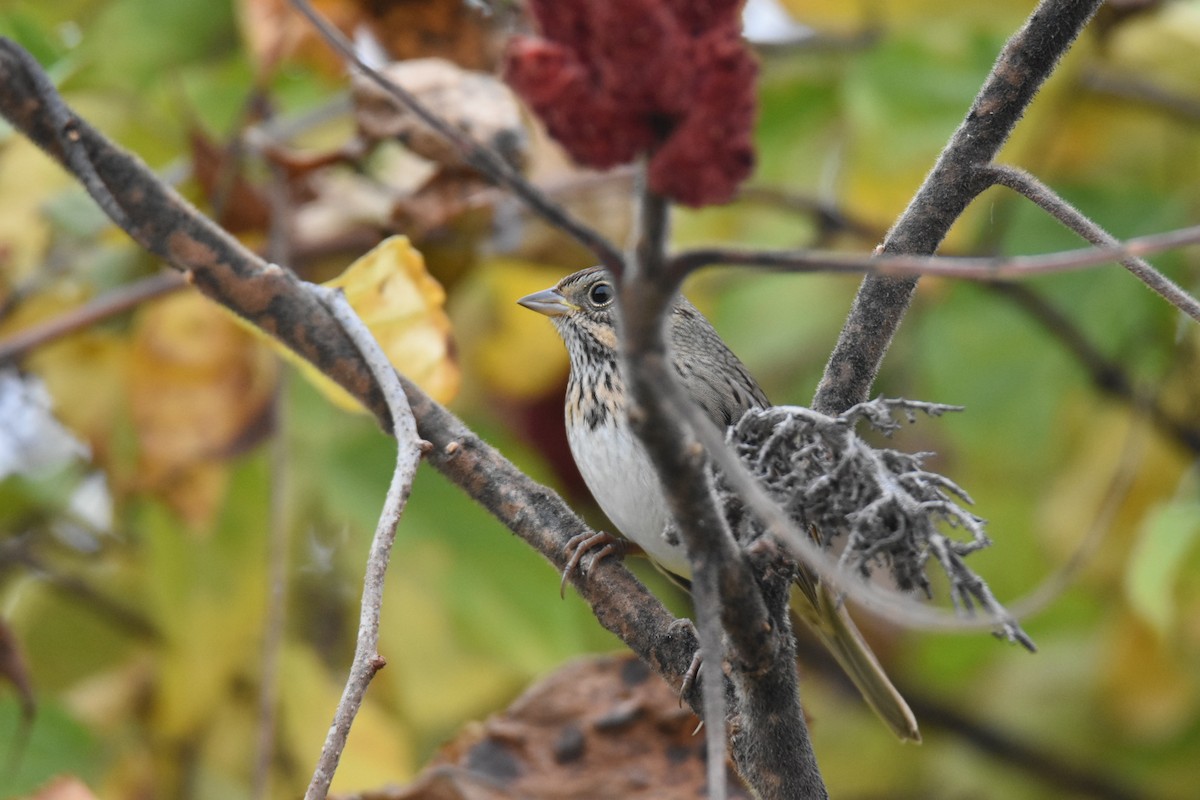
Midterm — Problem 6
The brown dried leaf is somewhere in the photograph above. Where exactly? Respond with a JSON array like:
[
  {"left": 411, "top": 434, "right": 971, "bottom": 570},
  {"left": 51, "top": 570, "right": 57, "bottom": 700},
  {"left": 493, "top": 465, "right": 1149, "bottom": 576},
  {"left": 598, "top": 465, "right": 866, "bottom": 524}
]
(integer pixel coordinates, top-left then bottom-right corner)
[
  {"left": 342, "top": 654, "right": 751, "bottom": 800},
  {"left": 356, "top": 0, "right": 499, "bottom": 69},
  {"left": 390, "top": 169, "right": 492, "bottom": 241},
  {"left": 353, "top": 59, "right": 527, "bottom": 170},
  {"left": 236, "top": 0, "right": 363, "bottom": 77},
  {"left": 187, "top": 128, "right": 271, "bottom": 235}
]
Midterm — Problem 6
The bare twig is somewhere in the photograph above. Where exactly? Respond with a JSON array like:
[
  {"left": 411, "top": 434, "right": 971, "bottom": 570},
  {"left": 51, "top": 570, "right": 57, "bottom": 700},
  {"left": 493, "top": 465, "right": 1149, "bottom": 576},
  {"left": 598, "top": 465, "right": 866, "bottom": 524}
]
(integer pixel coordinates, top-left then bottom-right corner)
[
  {"left": 0, "top": 272, "right": 185, "bottom": 365},
  {"left": 810, "top": 0, "right": 1104, "bottom": 415},
  {"left": 302, "top": 286, "right": 423, "bottom": 800},
  {"left": 287, "top": 0, "right": 625, "bottom": 274},
  {"left": 0, "top": 535, "right": 162, "bottom": 642},
  {"left": 736, "top": 187, "right": 879, "bottom": 243},
  {"left": 671, "top": 222, "right": 1200, "bottom": 286},
  {"left": 982, "top": 164, "right": 1200, "bottom": 323}
]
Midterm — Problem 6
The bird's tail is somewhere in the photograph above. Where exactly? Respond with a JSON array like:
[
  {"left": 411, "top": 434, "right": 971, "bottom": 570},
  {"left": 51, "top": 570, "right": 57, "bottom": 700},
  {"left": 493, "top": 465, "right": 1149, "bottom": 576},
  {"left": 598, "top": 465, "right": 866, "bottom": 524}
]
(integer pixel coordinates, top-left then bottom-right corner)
[{"left": 790, "top": 575, "right": 921, "bottom": 743}]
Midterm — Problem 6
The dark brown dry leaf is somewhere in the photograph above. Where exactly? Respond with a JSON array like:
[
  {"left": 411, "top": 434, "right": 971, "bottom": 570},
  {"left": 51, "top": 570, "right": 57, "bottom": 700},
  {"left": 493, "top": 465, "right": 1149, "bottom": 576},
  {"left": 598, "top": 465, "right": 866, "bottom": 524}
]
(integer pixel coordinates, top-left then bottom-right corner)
[
  {"left": 390, "top": 169, "right": 492, "bottom": 241},
  {"left": 353, "top": 58, "right": 527, "bottom": 170},
  {"left": 337, "top": 654, "right": 752, "bottom": 800},
  {"left": 356, "top": 0, "right": 500, "bottom": 70},
  {"left": 187, "top": 128, "right": 271, "bottom": 235}
]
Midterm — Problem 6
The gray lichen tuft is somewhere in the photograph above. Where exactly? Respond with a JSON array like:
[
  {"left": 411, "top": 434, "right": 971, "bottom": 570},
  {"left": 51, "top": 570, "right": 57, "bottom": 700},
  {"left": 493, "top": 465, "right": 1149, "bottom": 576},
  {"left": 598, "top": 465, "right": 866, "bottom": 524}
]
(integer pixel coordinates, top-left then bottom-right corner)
[{"left": 717, "top": 398, "right": 1034, "bottom": 651}]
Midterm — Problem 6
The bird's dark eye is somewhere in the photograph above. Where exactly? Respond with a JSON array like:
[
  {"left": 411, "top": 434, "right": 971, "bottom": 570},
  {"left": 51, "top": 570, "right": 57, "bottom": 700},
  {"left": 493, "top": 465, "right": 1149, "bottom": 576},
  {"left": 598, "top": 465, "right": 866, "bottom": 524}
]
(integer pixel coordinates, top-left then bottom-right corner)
[{"left": 588, "top": 281, "right": 614, "bottom": 307}]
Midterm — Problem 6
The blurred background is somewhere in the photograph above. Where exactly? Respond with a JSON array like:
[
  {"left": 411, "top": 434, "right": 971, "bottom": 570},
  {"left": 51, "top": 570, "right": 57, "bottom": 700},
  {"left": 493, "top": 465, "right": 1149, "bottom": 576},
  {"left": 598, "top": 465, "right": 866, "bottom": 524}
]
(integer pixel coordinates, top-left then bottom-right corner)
[{"left": 0, "top": 0, "right": 1198, "bottom": 797}]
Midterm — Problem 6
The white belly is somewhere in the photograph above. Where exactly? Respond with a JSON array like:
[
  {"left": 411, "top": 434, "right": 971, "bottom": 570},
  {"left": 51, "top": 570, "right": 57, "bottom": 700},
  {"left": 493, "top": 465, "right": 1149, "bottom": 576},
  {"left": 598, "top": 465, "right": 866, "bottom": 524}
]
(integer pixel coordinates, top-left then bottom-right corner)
[{"left": 567, "top": 421, "right": 692, "bottom": 578}]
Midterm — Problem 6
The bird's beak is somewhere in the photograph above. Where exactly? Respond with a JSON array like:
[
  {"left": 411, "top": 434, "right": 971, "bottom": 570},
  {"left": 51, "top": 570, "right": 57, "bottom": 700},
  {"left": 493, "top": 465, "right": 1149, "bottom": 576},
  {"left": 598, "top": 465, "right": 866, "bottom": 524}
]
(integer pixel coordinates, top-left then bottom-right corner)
[{"left": 517, "top": 287, "right": 573, "bottom": 317}]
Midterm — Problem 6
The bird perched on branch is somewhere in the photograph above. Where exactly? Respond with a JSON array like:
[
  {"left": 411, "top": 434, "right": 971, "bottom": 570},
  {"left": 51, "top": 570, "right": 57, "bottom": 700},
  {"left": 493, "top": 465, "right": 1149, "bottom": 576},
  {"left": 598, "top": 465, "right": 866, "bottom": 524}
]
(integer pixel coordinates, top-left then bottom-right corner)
[{"left": 519, "top": 266, "right": 920, "bottom": 742}]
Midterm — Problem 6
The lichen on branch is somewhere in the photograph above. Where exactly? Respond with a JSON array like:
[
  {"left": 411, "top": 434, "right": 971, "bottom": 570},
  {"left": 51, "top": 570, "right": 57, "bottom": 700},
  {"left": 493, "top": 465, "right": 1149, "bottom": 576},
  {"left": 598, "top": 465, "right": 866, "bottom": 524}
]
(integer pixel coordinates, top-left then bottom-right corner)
[{"left": 716, "top": 399, "right": 1034, "bottom": 650}]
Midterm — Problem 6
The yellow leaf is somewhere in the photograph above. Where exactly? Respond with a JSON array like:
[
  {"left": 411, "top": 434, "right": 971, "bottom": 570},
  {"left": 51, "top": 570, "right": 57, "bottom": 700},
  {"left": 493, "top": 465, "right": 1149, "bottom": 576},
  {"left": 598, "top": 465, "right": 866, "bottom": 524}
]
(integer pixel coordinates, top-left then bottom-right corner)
[
  {"left": 128, "top": 292, "right": 278, "bottom": 525},
  {"left": 283, "top": 236, "right": 459, "bottom": 411},
  {"left": 277, "top": 643, "right": 416, "bottom": 792},
  {"left": 451, "top": 258, "right": 571, "bottom": 400},
  {"left": 779, "top": 0, "right": 1030, "bottom": 33},
  {"left": 1101, "top": 612, "right": 1200, "bottom": 742},
  {"left": 0, "top": 138, "right": 66, "bottom": 283}
]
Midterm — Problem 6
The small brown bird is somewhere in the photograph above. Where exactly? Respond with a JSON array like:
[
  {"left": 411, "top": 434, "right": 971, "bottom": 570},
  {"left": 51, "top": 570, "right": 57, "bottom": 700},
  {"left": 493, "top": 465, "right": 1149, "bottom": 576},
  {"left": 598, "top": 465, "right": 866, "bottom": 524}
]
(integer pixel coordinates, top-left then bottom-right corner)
[{"left": 520, "top": 266, "right": 920, "bottom": 742}]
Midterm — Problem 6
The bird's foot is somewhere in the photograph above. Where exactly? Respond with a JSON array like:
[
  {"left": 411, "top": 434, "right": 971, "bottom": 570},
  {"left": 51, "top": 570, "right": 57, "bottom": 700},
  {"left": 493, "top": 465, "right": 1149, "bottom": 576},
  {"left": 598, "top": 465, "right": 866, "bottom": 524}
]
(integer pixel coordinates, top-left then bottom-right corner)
[
  {"left": 560, "top": 531, "right": 638, "bottom": 598},
  {"left": 679, "top": 648, "right": 704, "bottom": 706}
]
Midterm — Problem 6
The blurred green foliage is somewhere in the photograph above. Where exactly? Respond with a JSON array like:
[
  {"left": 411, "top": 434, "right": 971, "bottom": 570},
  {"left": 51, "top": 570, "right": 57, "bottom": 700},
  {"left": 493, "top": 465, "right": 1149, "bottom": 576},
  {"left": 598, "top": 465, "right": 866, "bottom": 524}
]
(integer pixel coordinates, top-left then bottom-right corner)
[{"left": 1, "top": 1, "right": 1199, "bottom": 799}]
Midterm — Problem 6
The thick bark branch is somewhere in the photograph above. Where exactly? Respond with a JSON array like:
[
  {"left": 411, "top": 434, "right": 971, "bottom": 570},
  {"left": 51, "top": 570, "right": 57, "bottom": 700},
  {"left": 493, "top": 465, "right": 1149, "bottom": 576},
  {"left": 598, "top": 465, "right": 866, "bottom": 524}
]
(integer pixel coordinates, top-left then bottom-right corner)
[{"left": 621, "top": 188, "right": 826, "bottom": 798}]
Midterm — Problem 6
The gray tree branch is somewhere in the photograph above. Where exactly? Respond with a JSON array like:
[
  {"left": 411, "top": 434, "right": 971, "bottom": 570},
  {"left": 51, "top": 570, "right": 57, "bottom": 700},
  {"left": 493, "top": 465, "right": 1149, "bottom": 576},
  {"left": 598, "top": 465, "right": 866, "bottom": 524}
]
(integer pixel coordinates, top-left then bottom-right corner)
[{"left": 811, "top": 0, "right": 1104, "bottom": 415}]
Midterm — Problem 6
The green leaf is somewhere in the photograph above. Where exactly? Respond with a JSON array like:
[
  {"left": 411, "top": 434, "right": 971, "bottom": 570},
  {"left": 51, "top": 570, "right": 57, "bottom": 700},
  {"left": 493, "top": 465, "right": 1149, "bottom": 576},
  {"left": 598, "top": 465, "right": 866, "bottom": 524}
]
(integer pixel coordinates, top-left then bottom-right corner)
[
  {"left": 1125, "top": 496, "right": 1200, "bottom": 636},
  {"left": 0, "top": 697, "right": 102, "bottom": 798}
]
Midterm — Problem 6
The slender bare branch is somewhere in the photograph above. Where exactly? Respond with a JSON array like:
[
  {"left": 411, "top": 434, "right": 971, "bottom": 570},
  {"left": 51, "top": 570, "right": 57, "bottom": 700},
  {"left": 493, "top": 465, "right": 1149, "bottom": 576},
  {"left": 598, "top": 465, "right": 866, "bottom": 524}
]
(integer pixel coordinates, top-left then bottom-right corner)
[
  {"left": 672, "top": 221, "right": 1200, "bottom": 284},
  {"left": 633, "top": 186, "right": 733, "bottom": 800},
  {"left": 981, "top": 164, "right": 1200, "bottom": 323},
  {"left": 638, "top": 185, "right": 739, "bottom": 800},
  {"left": 1081, "top": 69, "right": 1200, "bottom": 124},
  {"left": 302, "top": 285, "right": 422, "bottom": 800},
  {"left": 0, "top": 272, "right": 185, "bottom": 365}
]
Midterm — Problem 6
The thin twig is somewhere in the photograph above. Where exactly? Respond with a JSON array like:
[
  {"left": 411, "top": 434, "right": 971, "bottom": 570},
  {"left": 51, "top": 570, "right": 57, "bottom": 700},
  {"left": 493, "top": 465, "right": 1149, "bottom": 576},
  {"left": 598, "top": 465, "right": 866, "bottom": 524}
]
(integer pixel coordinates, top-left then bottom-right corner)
[
  {"left": 302, "top": 286, "right": 423, "bottom": 800},
  {"left": 671, "top": 222, "right": 1200, "bottom": 287},
  {"left": 1081, "top": 69, "right": 1200, "bottom": 124},
  {"left": 287, "top": 0, "right": 625, "bottom": 274},
  {"left": 0, "top": 537, "right": 162, "bottom": 642},
  {"left": 0, "top": 272, "right": 185, "bottom": 365},
  {"left": 736, "top": 187, "right": 879, "bottom": 242},
  {"left": 982, "top": 164, "right": 1200, "bottom": 323}
]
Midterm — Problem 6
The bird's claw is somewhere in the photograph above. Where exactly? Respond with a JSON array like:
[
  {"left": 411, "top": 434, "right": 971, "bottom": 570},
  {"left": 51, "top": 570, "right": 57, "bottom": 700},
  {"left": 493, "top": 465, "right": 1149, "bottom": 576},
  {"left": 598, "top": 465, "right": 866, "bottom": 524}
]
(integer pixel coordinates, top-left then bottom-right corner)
[
  {"left": 679, "top": 649, "right": 704, "bottom": 707},
  {"left": 560, "top": 530, "right": 626, "bottom": 599}
]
